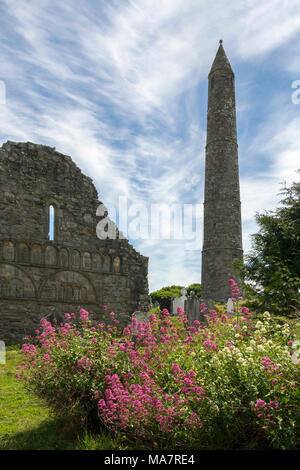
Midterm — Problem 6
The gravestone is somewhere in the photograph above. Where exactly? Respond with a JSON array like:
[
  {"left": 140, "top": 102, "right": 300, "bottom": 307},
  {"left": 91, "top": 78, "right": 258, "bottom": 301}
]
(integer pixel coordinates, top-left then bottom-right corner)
[
  {"left": 185, "top": 291, "right": 203, "bottom": 325},
  {"left": 132, "top": 311, "right": 150, "bottom": 323},
  {"left": 227, "top": 298, "right": 234, "bottom": 314},
  {"left": 172, "top": 288, "right": 187, "bottom": 314}
]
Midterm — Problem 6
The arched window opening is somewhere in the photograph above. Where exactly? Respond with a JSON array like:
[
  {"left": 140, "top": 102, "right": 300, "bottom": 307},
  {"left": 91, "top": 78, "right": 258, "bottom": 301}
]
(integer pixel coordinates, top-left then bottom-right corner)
[
  {"left": 211, "top": 77, "right": 215, "bottom": 89},
  {"left": 49, "top": 205, "right": 55, "bottom": 241}
]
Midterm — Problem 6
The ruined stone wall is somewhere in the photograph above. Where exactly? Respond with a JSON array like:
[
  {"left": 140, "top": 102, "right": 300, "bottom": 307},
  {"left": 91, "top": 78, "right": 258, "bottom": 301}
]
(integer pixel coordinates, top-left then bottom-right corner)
[{"left": 0, "top": 141, "right": 149, "bottom": 344}]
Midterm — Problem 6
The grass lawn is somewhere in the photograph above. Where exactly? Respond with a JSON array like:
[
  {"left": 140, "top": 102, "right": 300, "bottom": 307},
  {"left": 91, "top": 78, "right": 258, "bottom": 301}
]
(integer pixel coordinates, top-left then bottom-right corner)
[
  {"left": 0, "top": 348, "right": 139, "bottom": 450},
  {"left": 0, "top": 347, "right": 75, "bottom": 450}
]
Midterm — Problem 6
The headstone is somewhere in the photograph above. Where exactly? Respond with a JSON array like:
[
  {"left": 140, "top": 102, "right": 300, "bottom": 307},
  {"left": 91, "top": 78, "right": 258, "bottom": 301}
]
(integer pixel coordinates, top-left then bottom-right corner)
[
  {"left": 132, "top": 311, "right": 150, "bottom": 323},
  {"left": 172, "top": 288, "right": 187, "bottom": 315},
  {"left": 205, "top": 298, "right": 214, "bottom": 310},
  {"left": 0, "top": 341, "right": 5, "bottom": 364},
  {"left": 185, "top": 291, "right": 202, "bottom": 325},
  {"left": 227, "top": 298, "right": 234, "bottom": 314}
]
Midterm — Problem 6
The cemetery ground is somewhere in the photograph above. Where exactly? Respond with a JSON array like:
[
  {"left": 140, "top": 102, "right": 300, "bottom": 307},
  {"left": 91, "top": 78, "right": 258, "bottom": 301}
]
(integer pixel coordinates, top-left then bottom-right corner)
[
  {"left": 0, "top": 346, "right": 140, "bottom": 450},
  {"left": 0, "top": 309, "right": 299, "bottom": 451},
  {"left": 0, "top": 309, "right": 161, "bottom": 450},
  {"left": 0, "top": 346, "right": 73, "bottom": 450}
]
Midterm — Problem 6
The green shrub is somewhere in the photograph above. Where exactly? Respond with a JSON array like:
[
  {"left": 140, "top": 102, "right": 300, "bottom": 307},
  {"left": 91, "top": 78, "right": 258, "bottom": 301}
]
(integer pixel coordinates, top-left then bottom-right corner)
[
  {"left": 17, "top": 296, "right": 299, "bottom": 450},
  {"left": 150, "top": 283, "right": 201, "bottom": 311}
]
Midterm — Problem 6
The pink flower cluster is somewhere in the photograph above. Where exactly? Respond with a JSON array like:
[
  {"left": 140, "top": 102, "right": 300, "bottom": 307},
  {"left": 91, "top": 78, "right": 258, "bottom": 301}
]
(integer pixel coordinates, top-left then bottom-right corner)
[
  {"left": 229, "top": 279, "right": 243, "bottom": 301},
  {"left": 204, "top": 309, "right": 219, "bottom": 324},
  {"left": 261, "top": 356, "right": 281, "bottom": 375},
  {"left": 98, "top": 372, "right": 204, "bottom": 437},
  {"left": 77, "top": 356, "right": 93, "bottom": 372},
  {"left": 16, "top": 288, "right": 297, "bottom": 448},
  {"left": 255, "top": 399, "right": 280, "bottom": 431},
  {"left": 79, "top": 308, "right": 89, "bottom": 324},
  {"left": 22, "top": 343, "right": 37, "bottom": 356},
  {"left": 172, "top": 364, "right": 205, "bottom": 398},
  {"left": 202, "top": 339, "right": 218, "bottom": 352}
]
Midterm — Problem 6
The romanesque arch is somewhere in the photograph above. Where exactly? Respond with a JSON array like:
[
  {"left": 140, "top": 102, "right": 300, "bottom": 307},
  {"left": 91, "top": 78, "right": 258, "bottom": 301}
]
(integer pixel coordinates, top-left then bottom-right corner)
[
  {"left": 31, "top": 244, "right": 42, "bottom": 264},
  {"left": 59, "top": 248, "right": 69, "bottom": 267},
  {"left": 103, "top": 254, "right": 111, "bottom": 272},
  {"left": 45, "top": 245, "right": 57, "bottom": 266},
  {"left": 0, "top": 263, "right": 36, "bottom": 298},
  {"left": 2, "top": 241, "right": 15, "bottom": 262},
  {"left": 17, "top": 242, "right": 30, "bottom": 263},
  {"left": 40, "top": 270, "right": 97, "bottom": 303},
  {"left": 83, "top": 252, "right": 92, "bottom": 270},
  {"left": 71, "top": 250, "right": 80, "bottom": 268},
  {"left": 92, "top": 253, "right": 101, "bottom": 271},
  {"left": 112, "top": 256, "right": 121, "bottom": 273}
]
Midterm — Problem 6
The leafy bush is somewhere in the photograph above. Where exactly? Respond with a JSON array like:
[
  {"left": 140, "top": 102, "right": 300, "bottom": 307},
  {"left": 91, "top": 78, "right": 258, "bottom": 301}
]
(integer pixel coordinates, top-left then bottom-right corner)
[
  {"left": 17, "top": 282, "right": 299, "bottom": 450},
  {"left": 236, "top": 179, "right": 300, "bottom": 316},
  {"left": 186, "top": 283, "right": 201, "bottom": 298},
  {"left": 150, "top": 285, "right": 184, "bottom": 311},
  {"left": 150, "top": 283, "right": 201, "bottom": 311}
]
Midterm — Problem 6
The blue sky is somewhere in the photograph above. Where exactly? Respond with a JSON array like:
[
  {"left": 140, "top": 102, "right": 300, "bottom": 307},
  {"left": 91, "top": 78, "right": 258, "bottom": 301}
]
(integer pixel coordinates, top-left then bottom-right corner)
[{"left": 0, "top": 0, "right": 300, "bottom": 292}]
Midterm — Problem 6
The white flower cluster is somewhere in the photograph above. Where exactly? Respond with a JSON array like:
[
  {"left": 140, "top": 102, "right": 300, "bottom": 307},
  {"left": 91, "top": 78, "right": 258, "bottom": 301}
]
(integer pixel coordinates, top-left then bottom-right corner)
[
  {"left": 263, "top": 311, "right": 271, "bottom": 321},
  {"left": 282, "top": 324, "right": 290, "bottom": 337}
]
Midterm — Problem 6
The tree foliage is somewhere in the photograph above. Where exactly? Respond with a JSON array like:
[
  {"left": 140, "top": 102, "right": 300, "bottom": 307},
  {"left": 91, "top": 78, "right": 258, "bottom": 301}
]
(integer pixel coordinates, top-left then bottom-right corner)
[
  {"left": 150, "top": 284, "right": 201, "bottom": 311},
  {"left": 186, "top": 283, "right": 202, "bottom": 298},
  {"left": 238, "top": 177, "right": 300, "bottom": 315}
]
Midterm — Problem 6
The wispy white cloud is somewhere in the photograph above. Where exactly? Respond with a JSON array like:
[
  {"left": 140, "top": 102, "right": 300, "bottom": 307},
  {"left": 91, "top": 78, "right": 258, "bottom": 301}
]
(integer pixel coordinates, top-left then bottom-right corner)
[
  {"left": 240, "top": 108, "right": 300, "bottom": 254},
  {"left": 0, "top": 0, "right": 299, "bottom": 291},
  {"left": 236, "top": 0, "right": 300, "bottom": 58}
]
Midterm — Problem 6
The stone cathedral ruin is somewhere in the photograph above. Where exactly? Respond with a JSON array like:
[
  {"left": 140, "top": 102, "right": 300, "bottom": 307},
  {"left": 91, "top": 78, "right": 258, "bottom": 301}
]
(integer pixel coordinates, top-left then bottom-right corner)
[{"left": 0, "top": 142, "right": 149, "bottom": 344}]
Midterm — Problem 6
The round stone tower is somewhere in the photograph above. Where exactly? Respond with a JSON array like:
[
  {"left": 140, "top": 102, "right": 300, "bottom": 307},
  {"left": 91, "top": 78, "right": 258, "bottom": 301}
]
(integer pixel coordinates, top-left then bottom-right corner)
[{"left": 201, "top": 41, "right": 243, "bottom": 304}]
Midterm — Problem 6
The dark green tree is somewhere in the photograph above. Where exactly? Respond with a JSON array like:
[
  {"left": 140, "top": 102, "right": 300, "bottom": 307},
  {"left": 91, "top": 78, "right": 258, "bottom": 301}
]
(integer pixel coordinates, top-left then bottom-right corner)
[
  {"left": 150, "top": 285, "right": 183, "bottom": 311},
  {"left": 150, "top": 283, "right": 201, "bottom": 311},
  {"left": 186, "top": 283, "right": 202, "bottom": 298},
  {"left": 237, "top": 177, "right": 300, "bottom": 315}
]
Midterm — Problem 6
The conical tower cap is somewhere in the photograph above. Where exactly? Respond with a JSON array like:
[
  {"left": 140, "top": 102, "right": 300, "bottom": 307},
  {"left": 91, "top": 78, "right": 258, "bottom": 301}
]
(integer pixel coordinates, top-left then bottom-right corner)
[{"left": 209, "top": 40, "right": 233, "bottom": 76}]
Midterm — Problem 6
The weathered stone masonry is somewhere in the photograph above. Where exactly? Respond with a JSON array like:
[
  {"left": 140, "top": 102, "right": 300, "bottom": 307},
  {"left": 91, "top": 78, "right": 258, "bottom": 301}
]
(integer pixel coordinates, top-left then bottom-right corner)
[
  {"left": 201, "top": 42, "right": 243, "bottom": 303},
  {"left": 0, "top": 141, "right": 149, "bottom": 344}
]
